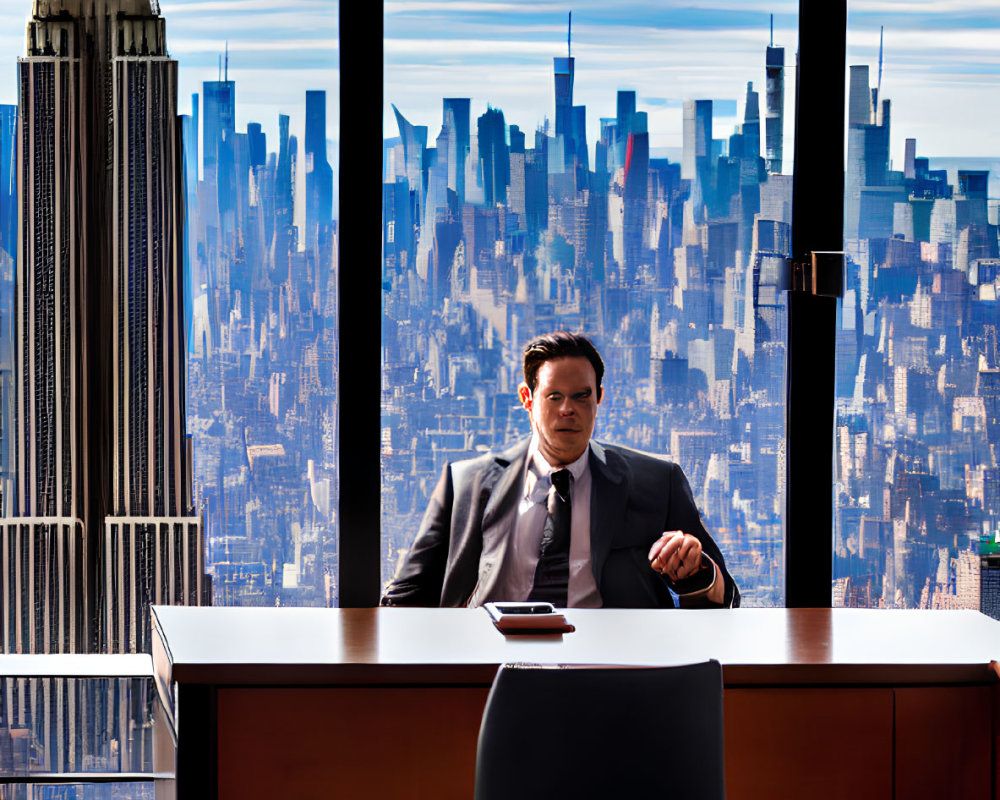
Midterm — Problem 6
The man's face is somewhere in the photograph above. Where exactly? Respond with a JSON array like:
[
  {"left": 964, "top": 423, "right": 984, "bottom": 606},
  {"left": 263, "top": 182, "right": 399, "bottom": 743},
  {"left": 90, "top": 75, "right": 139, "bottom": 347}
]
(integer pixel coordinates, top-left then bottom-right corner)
[{"left": 519, "top": 356, "right": 603, "bottom": 466}]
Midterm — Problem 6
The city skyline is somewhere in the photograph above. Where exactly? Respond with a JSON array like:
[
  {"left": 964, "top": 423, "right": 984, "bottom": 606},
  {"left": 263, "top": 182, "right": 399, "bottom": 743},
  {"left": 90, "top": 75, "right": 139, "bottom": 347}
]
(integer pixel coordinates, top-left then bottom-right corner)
[
  {"left": 382, "top": 21, "right": 793, "bottom": 606},
  {"left": 0, "top": 0, "right": 339, "bottom": 219},
  {"left": 381, "top": 5, "right": 1000, "bottom": 615},
  {"left": 0, "top": 0, "right": 339, "bottom": 652},
  {"left": 0, "top": 0, "right": 337, "bottom": 135},
  {"left": 384, "top": 0, "right": 1000, "bottom": 162}
]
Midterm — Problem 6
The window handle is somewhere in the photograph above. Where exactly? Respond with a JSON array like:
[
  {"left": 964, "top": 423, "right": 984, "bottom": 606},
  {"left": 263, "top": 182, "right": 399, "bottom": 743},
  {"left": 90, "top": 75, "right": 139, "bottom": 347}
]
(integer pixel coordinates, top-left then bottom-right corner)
[{"left": 790, "top": 251, "right": 844, "bottom": 298}]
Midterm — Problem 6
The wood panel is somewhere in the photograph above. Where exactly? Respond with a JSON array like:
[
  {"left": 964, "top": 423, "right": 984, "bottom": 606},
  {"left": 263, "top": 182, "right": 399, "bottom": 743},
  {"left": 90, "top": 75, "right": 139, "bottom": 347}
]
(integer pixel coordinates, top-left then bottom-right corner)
[
  {"left": 895, "top": 686, "right": 991, "bottom": 800},
  {"left": 216, "top": 687, "right": 491, "bottom": 800},
  {"left": 724, "top": 688, "right": 893, "bottom": 800}
]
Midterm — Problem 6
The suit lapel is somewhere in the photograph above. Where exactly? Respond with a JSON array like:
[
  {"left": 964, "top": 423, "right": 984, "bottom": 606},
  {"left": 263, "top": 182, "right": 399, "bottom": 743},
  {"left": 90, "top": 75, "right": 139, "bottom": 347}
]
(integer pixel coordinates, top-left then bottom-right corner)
[
  {"left": 463, "top": 439, "right": 529, "bottom": 605},
  {"left": 589, "top": 441, "right": 628, "bottom": 589},
  {"left": 481, "top": 438, "right": 529, "bottom": 531}
]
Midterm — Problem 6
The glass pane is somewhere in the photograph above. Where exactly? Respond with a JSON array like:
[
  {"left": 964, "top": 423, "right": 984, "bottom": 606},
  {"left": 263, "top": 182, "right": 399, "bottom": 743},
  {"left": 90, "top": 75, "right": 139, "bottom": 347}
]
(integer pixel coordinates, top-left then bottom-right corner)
[
  {"left": 0, "top": 0, "right": 339, "bottom": 645},
  {"left": 835, "top": 7, "right": 999, "bottom": 612},
  {"left": 382, "top": 3, "right": 796, "bottom": 606},
  {"left": 0, "top": 673, "right": 171, "bottom": 798},
  {"left": 176, "top": 1, "right": 341, "bottom": 608},
  {"left": 0, "top": 786, "right": 156, "bottom": 799}
]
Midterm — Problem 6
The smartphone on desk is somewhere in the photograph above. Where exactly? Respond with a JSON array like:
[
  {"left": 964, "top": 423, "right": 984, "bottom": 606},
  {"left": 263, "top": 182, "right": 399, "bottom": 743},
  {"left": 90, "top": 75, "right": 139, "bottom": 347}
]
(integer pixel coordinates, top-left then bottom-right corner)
[{"left": 484, "top": 602, "right": 575, "bottom": 634}]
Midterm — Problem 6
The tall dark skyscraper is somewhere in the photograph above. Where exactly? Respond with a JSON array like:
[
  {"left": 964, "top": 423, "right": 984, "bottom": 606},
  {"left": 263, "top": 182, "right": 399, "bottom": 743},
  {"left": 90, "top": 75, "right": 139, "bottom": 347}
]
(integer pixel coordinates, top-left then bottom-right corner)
[
  {"left": 552, "top": 15, "right": 587, "bottom": 173},
  {"left": 614, "top": 90, "right": 637, "bottom": 170},
  {"left": 305, "top": 90, "right": 333, "bottom": 246},
  {"left": 203, "top": 74, "right": 237, "bottom": 228},
  {"left": 202, "top": 76, "right": 235, "bottom": 185},
  {"left": 764, "top": 36, "right": 784, "bottom": 174},
  {"left": 443, "top": 97, "right": 470, "bottom": 204},
  {"left": 7, "top": 0, "right": 206, "bottom": 654},
  {"left": 554, "top": 54, "right": 574, "bottom": 158},
  {"left": 478, "top": 106, "right": 508, "bottom": 206}
]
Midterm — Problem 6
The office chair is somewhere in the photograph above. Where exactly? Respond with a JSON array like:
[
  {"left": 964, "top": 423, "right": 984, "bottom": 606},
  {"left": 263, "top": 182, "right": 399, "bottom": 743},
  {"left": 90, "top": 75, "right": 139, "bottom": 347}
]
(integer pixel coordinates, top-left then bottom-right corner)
[{"left": 474, "top": 660, "right": 725, "bottom": 800}]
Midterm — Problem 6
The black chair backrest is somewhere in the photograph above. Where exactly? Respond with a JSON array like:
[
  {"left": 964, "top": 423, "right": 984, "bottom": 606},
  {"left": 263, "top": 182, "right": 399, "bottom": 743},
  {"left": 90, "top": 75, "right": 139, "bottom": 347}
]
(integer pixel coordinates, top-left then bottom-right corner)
[{"left": 475, "top": 660, "right": 725, "bottom": 800}]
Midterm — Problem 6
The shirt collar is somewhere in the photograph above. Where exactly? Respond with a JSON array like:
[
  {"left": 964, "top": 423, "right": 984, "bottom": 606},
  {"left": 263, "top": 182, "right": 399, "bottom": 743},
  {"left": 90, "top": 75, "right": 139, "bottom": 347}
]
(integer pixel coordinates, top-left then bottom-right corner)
[{"left": 524, "top": 433, "right": 591, "bottom": 500}]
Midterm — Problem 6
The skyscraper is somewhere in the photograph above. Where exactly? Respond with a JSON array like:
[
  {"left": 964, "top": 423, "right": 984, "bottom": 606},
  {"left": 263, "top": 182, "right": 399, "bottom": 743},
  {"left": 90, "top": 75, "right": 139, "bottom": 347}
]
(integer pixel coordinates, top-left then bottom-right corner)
[
  {"left": 305, "top": 90, "right": 333, "bottom": 246},
  {"left": 682, "top": 99, "right": 713, "bottom": 219},
  {"left": 443, "top": 97, "right": 470, "bottom": 203},
  {"left": 202, "top": 76, "right": 235, "bottom": 186},
  {"left": 203, "top": 74, "right": 236, "bottom": 228},
  {"left": 764, "top": 41, "right": 784, "bottom": 174},
  {"left": 477, "top": 106, "right": 508, "bottom": 207},
  {"left": 8, "top": 0, "right": 206, "bottom": 654},
  {"left": 844, "top": 65, "right": 898, "bottom": 241}
]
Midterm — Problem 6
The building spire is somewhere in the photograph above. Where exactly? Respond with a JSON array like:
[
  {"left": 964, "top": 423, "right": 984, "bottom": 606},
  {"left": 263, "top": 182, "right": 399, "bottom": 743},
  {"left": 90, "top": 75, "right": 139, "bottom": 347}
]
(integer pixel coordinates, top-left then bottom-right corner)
[
  {"left": 770, "top": 13, "right": 773, "bottom": 48},
  {"left": 877, "top": 25, "right": 884, "bottom": 100},
  {"left": 225, "top": 40, "right": 229, "bottom": 82},
  {"left": 568, "top": 11, "right": 572, "bottom": 59}
]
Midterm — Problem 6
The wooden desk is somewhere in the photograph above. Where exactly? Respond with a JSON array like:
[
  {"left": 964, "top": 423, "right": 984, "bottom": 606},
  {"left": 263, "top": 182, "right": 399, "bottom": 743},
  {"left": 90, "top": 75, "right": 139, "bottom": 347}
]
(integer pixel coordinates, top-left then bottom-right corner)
[{"left": 152, "top": 606, "right": 1000, "bottom": 799}]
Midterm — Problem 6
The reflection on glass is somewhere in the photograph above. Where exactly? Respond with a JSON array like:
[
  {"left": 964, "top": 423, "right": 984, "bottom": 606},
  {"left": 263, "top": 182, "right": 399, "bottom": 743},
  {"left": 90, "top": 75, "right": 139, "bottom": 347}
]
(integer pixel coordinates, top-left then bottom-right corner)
[
  {"left": 382, "top": 4, "right": 796, "bottom": 605},
  {"left": 0, "top": 674, "right": 169, "bottom": 799},
  {"left": 0, "top": 677, "right": 162, "bottom": 777},
  {"left": 0, "top": 785, "right": 154, "bottom": 800},
  {"left": 835, "top": 20, "right": 1000, "bottom": 612}
]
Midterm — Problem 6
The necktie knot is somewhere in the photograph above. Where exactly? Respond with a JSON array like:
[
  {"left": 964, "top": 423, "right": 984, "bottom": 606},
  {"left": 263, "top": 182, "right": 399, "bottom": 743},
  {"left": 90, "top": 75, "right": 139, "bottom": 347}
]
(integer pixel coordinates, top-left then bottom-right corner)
[{"left": 550, "top": 468, "right": 571, "bottom": 500}]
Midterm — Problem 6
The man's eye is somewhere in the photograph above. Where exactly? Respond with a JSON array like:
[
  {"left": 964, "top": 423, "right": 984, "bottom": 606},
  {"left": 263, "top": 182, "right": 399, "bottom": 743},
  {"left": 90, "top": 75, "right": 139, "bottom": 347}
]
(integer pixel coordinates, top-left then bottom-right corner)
[{"left": 548, "top": 394, "right": 563, "bottom": 401}]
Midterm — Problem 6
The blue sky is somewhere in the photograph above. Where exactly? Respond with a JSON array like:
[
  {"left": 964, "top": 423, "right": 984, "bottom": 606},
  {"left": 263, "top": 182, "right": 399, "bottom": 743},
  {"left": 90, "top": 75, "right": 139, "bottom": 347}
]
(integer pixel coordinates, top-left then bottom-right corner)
[
  {"left": 385, "top": 0, "right": 1000, "bottom": 165},
  {"left": 0, "top": 0, "right": 339, "bottom": 178}
]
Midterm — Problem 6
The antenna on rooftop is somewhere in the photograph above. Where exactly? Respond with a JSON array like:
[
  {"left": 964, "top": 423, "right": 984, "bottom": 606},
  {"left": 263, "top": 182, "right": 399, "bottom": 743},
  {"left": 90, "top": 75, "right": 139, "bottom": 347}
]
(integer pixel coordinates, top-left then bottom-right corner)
[
  {"left": 877, "top": 25, "right": 884, "bottom": 97},
  {"left": 770, "top": 14, "right": 773, "bottom": 47},
  {"left": 876, "top": 25, "right": 884, "bottom": 124},
  {"left": 225, "top": 41, "right": 229, "bottom": 83},
  {"left": 568, "top": 11, "right": 572, "bottom": 59}
]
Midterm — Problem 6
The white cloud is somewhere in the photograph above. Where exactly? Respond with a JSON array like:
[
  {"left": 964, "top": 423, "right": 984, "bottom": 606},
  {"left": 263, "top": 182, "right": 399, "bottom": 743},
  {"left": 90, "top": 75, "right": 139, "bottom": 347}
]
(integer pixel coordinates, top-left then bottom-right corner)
[
  {"left": 385, "top": 1, "right": 567, "bottom": 13},
  {"left": 386, "top": 38, "right": 555, "bottom": 56},
  {"left": 161, "top": 0, "right": 331, "bottom": 12},
  {"left": 170, "top": 37, "right": 337, "bottom": 54},
  {"left": 851, "top": 0, "right": 1000, "bottom": 13}
]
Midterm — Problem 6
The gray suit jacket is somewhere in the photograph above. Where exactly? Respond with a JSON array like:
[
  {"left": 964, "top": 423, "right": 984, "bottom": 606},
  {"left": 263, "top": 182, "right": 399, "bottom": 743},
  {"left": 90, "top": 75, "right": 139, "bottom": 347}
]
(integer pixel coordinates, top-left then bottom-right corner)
[{"left": 382, "top": 438, "right": 740, "bottom": 608}]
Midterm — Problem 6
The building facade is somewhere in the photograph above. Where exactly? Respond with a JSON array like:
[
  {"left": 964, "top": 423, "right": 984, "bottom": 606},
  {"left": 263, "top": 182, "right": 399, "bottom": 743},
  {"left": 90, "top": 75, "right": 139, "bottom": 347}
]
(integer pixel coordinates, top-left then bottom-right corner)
[{"left": 7, "top": 0, "right": 206, "bottom": 654}]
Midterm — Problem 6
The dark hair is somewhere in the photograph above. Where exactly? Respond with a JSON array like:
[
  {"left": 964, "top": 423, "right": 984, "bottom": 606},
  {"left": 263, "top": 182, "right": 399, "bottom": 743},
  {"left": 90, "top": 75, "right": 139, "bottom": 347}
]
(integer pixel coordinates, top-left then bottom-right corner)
[{"left": 522, "top": 332, "right": 604, "bottom": 392}]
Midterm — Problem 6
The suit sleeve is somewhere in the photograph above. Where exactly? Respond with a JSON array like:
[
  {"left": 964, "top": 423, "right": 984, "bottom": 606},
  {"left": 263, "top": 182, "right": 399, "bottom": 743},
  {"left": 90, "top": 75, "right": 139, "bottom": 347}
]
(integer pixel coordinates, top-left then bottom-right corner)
[
  {"left": 664, "top": 462, "right": 741, "bottom": 608},
  {"left": 380, "top": 462, "right": 455, "bottom": 606}
]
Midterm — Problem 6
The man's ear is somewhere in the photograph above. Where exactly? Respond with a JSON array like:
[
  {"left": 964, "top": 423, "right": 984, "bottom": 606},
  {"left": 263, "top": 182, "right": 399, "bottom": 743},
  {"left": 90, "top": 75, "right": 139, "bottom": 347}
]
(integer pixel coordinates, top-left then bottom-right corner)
[
  {"left": 597, "top": 385, "right": 604, "bottom": 404},
  {"left": 518, "top": 381, "right": 532, "bottom": 411}
]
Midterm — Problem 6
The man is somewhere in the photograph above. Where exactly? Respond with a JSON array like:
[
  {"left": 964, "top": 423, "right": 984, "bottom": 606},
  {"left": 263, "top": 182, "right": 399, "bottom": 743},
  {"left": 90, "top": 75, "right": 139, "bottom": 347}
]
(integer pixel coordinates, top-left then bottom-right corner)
[{"left": 382, "top": 332, "right": 739, "bottom": 608}]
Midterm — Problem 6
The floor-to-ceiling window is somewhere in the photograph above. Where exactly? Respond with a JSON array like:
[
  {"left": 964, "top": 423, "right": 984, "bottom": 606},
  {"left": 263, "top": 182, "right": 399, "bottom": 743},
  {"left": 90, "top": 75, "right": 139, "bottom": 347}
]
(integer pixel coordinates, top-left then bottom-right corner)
[
  {"left": 834, "top": 3, "right": 1000, "bottom": 614},
  {"left": 381, "top": 2, "right": 799, "bottom": 605}
]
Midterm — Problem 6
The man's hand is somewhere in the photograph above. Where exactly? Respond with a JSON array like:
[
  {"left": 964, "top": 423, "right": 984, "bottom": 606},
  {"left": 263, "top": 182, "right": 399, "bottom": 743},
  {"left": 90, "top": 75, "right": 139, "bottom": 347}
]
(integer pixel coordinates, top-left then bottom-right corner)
[
  {"left": 648, "top": 531, "right": 704, "bottom": 581},
  {"left": 648, "top": 531, "right": 725, "bottom": 605}
]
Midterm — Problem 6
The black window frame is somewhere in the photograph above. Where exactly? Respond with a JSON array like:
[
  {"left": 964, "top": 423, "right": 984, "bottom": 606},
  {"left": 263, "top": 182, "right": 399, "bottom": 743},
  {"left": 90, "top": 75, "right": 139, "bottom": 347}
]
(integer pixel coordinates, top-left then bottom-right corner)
[{"left": 338, "top": 0, "right": 847, "bottom": 608}]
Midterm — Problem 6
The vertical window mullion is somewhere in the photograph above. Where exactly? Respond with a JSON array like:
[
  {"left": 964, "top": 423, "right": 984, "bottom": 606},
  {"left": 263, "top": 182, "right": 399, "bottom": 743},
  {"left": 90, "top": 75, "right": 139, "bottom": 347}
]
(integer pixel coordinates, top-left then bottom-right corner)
[{"left": 785, "top": 0, "right": 847, "bottom": 607}]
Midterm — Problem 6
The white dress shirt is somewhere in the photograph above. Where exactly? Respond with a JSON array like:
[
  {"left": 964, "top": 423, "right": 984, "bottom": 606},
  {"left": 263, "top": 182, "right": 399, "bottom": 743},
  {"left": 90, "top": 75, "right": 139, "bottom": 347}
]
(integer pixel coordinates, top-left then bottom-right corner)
[{"left": 486, "top": 435, "right": 603, "bottom": 608}]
